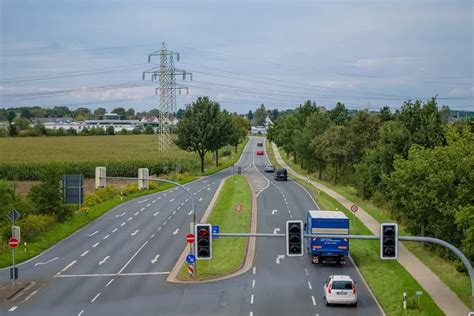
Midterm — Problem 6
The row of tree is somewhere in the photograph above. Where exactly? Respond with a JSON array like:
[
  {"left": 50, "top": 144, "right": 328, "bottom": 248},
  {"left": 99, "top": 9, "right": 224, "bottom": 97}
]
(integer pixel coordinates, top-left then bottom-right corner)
[
  {"left": 268, "top": 99, "right": 473, "bottom": 262},
  {"left": 175, "top": 97, "right": 249, "bottom": 173}
]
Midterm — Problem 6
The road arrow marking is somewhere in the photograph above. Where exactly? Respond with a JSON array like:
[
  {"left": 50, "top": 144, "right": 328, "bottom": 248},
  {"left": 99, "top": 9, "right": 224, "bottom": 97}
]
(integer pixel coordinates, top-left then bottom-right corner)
[
  {"left": 173, "top": 228, "right": 179, "bottom": 235},
  {"left": 273, "top": 228, "right": 280, "bottom": 234},
  {"left": 187, "top": 210, "right": 192, "bottom": 215},
  {"left": 115, "top": 212, "right": 126, "bottom": 218},
  {"left": 131, "top": 230, "right": 139, "bottom": 236},
  {"left": 198, "top": 197, "right": 203, "bottom": 202},
  {"left": 34, "top": 257, "right": 59, "bottom": 266},
  {"left": 272, "top": 209, "right": 278, "bottom": 215},
  {"left": 151, "top": 254, "right": 160, "bottom": 264},
  {"left": 88, "top": 231, "right": 98, "bottom": 237},
  {"left": 153, "top": 211, "right": 160, "bottom": 216},
  {"left": 98, "top": 256, "right": 110, "bottom": 266},
  {"left": 276, "top": 255, "right": 285, "bottom": 264}
]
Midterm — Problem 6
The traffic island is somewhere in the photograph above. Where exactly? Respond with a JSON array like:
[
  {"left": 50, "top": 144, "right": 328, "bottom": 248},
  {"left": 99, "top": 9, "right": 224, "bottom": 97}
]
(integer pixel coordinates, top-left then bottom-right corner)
[
  {"left": 167, "top": 174, "right": 256, "bottom": 283},
  {"left": 0, "top": 281, "right": 36, "bottom": 303}
]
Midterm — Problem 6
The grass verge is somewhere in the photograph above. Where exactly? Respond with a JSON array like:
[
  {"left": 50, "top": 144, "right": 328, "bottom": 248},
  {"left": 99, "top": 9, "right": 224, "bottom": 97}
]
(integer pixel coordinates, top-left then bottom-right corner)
[
  {"left": 273, "top": 142, "right": 471, "bottom": 308},
  {"left": 178, "top": 175, "right": 251, "bottom": 281},
  {"left": 267, "top": 140, "right": 444, "bottom": 316}
]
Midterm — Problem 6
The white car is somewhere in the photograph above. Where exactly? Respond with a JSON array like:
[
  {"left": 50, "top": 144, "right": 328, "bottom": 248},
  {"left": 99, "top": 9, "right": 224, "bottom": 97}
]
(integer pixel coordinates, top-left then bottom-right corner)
[{"left": 323, "top": 275, "right": 357, "bottom": 307}]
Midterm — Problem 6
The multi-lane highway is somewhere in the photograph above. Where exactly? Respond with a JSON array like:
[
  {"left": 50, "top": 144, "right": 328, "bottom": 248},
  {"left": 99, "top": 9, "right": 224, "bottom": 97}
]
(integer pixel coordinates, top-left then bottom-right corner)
[{"left": 0, "top": 137, "right": 383, "bottom": 315}]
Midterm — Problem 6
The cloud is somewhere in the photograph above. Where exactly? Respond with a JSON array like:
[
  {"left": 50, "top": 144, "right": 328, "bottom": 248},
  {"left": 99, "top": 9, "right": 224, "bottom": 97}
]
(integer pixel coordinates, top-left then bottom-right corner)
[{"left": 448, "top": 86, "right": 474, "bottom": 98}]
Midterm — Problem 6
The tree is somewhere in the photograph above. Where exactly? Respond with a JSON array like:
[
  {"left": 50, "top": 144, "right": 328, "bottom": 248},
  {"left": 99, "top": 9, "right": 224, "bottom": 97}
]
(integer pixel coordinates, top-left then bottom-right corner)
[
  {"left": 93, "top": 107, "right": 107, "bottom": 119},
  {"left": 316, "top": 125, "right": 349, "bottom": 183},
  {"left": 247, "top": 110, "right": 254, "bottom": 121},
  {"left": 252, "top": 104, "right": 267, "bottom": 126},
  {"left": 329, "top": 102, "right": 349, "bottom": 125},
  {"left": 106, "top": 125, "right": 115, "bottom": 135},
  {"left": 176, "top": 109, "right": 185, "bottom": 119},
  {"left": 0, "top": 109, "right": 8, "bottom": 121},
  {"left": 28, "top": 170, "right": 71, "bottom": 222},
  {"left": 52, "top": 106, "right": 71, "bottom": 118},
  {"left": 112, "top": 107, "right": 126, "bottom": 118},
  {"left": 378, "top": 106, "right": 393, "bottom": 122},
  {"left": 13, "top": 116, "right": 31, "bottom": 130},
  {"left": 126, "top": 108, "right": 135, "bottom": 119},
  {"left": 73, "top": 107, "right": 92, "bottom": 120},
  {"left": 144, "top": 125, "right": 154, "bottom": 134},
  {"left": 228, "top": 115, "right": 249, "bottom": 152},
  {"left": 175, "top": 97, "right": 223, "bottom": 173},
  {"left": 211, "top": 110, "right": 233, "bottom": 167}
]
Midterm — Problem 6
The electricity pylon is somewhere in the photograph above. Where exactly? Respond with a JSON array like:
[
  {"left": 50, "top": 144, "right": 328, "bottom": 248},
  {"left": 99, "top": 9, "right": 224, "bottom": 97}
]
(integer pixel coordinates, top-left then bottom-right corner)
[{"left": 143, "top": 43, "right": 192, "bottom": 152}]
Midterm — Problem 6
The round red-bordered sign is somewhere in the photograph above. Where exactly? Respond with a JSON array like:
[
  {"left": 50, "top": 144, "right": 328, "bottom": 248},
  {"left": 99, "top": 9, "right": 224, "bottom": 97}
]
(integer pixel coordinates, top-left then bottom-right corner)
[
  {"left": 186, "top": 233, "right": 195, "bottom": 244},
  {"left": 350, "top": 204, "right": 358, "bottom": 213},
  {"left": 235, "top": 203, "right": 243, "bottom": 212},
  {"left": 8, "top": 237, "right": 19, "bottom": 248}
]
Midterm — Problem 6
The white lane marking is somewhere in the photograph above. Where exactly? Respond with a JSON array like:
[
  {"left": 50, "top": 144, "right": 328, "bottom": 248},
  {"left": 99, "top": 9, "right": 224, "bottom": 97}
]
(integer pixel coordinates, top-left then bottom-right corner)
[
  {"left": 87, "top": 231, "right": 98, "bottom": 237},
  {"left": 153, "top": 211, "right": 159, "bottom": 216},
  {"left": 250, "top": 294, "right": 254, "bottom": 304},
  {"left": 289, "top": 214, "right": 293, "bottom": 219},
  {"left": 61, "top": 260, "right": 77, "bottom": 273},
  {"left": 127, "top": 217, "right": 133, "bottom": 221},
  {"left": 152, "top": 200, "right": 156, "bottom": 203},
  {"left": 157, "top": 196, "right": 162, "bottom": 200},
  {"left": 115, "top": 212, "right": 125, "bottom": 218},
  {"left": 181, "top": 202, "right": 185, "bottom": 206},
  {"left": 157, "top": 227, "right": 162, "bottom": 231},
  {"left": 198, "top": 197, "right": 203, "bottom": 202},
  {"left": 138, "top": 199, "right": 148, "bottom": 204},
  {"left": 112, "top": 228, "right": 118, "bottom": 233},
  {"left": 134, "top": 212, "right": 139, "bottom": 216},
  {"left": 151, "top": 254, "right": 160, "bottom": 264},
  {"left": 308, "top": 281, "right": 312, "bottom": 290},
  {"left": 304, "top": 268, "right": 309, "bottom": 276},
  {"left": 103, "top": 234, "right": 110, "bottom": 240},
  {"left": 272, "top": 209, "right": 278, "bottom": 215},
  {"left": 34, "top": 257, "right": 59, "bottom": 266},
  {"left": 253, "top": 267, "right": 256, "bottom": 274},
  {"left": 146, "top": 204, "right": 151, "bottom": 207},
  {"left": 168, "top": 215, "right": 172, "bottom": 220},
  {"left": 249, "top": 313, "right": 253, "bottom": 316},
  {"left": 187, "top": 211, "right": 192, "bottom": 215},
  {"left": 312, "top": 296, "right": 317, "bottom": 306},
  {"left": 8, "top": 306, "right": 18, "bottom": 311},
  {"left": 106, "top": 278, "right": 114, "bottom": 287},
  {"left": 80, "top": 251, "right": 89, "bottom": 257},
  {"left": 173, "top": 228, "right": 179, "bottom": 235},
  {"left": 273, "top": 228, "right": 280, "bottom": 234},
  {"left": 120, "top": 222, "right": 126, "bottom": 226},
  {"left": 207, "top": 187, "right": 210, "bottom": 191},
  {"left": 21, "top": 289, "right": 38, "bottom": 302},
  {"left": 163, "top": 193, "right": 167, "bottom": 196},
  {"left": 276, "top": 255, "right": 285, "bottom": 264},
  {"left": 163, "top": 221, "right": 167, "bottom": 225},
  {"left": 119, "top": 272, "right": 170, "bottom": 276},
  {"left": 252, "top": 279, "right": 256, "bottom": 288},
  {"left": 78, "top": 310, "right": 84, "bottom": 316},
  {"left": 117, "top": 241, "right": 149, "bottom": 274},
  {"left": 98, "top": 256, "right": 110, "bottom": 266},
  {"left": 91, "top": 293, "right": 101, "bottom": 303},
  {"left": 169, "top": 198, "right": 174, "bottom": 202},
  {"left": 203, "top": 180, "right": 208, "bottom": 183},
  {"left": 131, "top": 230, "right": 139, "bottom": 236},
  {"left": 150, "top": 233, "right": 155, "bottom": 239},
  {"left": 193, "top": 192, "right": 197, "bottom": 195},
  {"left": 56, "top": 272, "right": 170, "bottom": 277},
  {"left": 174, "top": 209, "right": 178, "bottom": 213},
  {"left": 92, "top": 242, "right": 100, "bottom": 248}
]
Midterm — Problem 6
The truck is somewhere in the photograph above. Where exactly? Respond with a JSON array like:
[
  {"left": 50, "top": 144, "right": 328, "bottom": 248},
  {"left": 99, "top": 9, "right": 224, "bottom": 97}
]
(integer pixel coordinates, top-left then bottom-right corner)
[{"left": 305, "top": 210, "right": 349, "bottom": 265}]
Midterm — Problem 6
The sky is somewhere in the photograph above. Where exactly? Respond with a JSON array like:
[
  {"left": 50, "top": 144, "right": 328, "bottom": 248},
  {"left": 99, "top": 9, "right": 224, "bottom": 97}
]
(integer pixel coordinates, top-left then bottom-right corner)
[{"left": 0, "top": 0, "right": 473, "bottom": 114}]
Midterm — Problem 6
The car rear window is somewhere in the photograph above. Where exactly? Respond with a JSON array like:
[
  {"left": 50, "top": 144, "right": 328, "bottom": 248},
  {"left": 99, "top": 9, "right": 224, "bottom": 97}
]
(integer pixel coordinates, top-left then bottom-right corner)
[{"left": 332, "top": 281, "right": 353, "bottom": 290}]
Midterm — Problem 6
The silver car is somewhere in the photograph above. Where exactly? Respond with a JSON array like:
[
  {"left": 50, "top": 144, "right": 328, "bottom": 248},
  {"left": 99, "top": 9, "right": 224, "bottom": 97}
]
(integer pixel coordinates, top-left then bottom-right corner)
[
  {"left": 264, "top": 164, "right": 275, "bottom": 173},
  {"left": 323, "top": 275, "right": 357, "bottom": 307}
]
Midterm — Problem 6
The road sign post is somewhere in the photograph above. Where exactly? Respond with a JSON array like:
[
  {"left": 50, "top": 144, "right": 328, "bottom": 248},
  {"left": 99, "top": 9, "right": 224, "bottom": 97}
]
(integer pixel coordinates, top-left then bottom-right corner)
[
  {"left": 235, "top": 203, "right": 242, "bottom": 231},
  {"left": 7, "top": 209, "right": 20, "bottom": 285},
  {"left": 350, "top": 204, "right": 358, "bottom": 234}
]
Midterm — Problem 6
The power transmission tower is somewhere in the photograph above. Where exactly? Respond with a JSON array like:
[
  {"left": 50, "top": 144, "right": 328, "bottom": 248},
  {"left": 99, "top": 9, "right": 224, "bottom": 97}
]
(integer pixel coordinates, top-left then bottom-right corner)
[{"left": 143, "top": 43, "right": 192, "bottom": 152}]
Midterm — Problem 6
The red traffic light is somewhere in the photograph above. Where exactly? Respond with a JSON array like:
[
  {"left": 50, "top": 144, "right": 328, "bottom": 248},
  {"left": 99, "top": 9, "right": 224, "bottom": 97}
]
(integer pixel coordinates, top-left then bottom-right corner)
[{"left": 198, "top": 228, "right": 209, "bottom": 237}]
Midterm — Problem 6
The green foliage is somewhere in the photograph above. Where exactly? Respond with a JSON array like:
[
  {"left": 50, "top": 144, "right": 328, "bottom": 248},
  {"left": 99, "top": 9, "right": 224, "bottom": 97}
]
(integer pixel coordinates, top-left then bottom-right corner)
[
  {"left": 106, "top": 125, "right": 115, "bottom": 135},
  {"left": 251, "top": 104, "right": 267, "bottom": 126},
  {"left": 144, "top": 125, "right": 154, "bottom": 134},
  {"left": 13, "top": 214, "right": 56, "bottom": 242},
  {"left": 13, "top": 116, "right": 31, "bottom": 130}
]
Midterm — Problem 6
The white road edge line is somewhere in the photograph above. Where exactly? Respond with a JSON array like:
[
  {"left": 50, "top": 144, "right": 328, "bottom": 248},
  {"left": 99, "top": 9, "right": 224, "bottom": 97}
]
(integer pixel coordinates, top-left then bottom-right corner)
[
  {"left": 61, "top": 260, "right": 77, "bottom": 273},
  {"left": 117, "top": 241, "right": 149, "bottom": 274}
]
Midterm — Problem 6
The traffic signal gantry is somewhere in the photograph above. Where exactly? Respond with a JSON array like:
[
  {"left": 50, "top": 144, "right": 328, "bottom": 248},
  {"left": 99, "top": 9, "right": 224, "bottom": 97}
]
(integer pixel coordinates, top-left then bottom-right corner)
[
  {"left": 286, "top": 220, "right": 304, "bottom": 256},
  {"left": 195, "top": 224, "right": 213, "bottom": 260},
  {"left": 380, "top": 223, "right": 398, "bottom": 260}
]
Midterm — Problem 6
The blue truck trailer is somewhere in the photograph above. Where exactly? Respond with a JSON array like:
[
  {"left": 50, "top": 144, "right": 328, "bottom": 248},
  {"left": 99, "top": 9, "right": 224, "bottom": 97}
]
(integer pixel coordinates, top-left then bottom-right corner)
[{"left": 305, "top": 210, "right": 349, "bottom": 265}]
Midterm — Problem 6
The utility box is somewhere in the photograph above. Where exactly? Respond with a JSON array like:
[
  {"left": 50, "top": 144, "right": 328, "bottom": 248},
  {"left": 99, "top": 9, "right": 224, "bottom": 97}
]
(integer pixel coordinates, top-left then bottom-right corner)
[
  {"left": 138, "top": 168, "right": 149, "bottom": 190},
  {"left": 95, "top": 167, "right": 106, "bottom": 188}
]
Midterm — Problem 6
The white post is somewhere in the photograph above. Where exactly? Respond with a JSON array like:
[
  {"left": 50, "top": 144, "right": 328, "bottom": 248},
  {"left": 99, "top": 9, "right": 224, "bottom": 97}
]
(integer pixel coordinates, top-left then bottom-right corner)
[
  {"left": 138, "top": 168, "right": 149, "bottom": 190},
  {"left": 95, "top": 167, "right": 106, "bottom": 188}
]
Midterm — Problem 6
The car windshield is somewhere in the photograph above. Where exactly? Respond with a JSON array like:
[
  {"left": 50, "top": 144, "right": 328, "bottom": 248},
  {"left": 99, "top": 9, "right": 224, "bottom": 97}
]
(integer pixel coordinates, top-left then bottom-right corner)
[{"left": 332, "top": 281, "right": 353, "bottom": 290}]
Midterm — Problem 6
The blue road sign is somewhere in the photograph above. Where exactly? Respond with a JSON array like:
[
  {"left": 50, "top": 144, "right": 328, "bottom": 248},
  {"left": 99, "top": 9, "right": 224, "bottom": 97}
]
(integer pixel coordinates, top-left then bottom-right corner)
[
  {"left": 212, "top": 225, "right": 219, "bottom": 239},
  {"left": 7, "top": 209, "right": 20, "bottom": 222},
  {"left": 186, "top": 254, "right": 196, "bottom": 264}
]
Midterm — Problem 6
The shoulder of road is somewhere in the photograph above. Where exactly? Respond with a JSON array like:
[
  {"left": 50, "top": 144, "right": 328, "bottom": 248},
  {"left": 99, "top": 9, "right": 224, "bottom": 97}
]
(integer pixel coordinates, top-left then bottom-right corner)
[{"left": 271, "top": 141, "right": 470, "bottom": 315}]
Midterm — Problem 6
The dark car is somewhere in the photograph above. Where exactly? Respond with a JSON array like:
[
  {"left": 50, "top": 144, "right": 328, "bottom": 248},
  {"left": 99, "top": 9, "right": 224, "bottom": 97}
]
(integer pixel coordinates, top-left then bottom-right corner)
[
  {"left": 274, "top": 168, "right": 288, "bottom": 181},
  {"left": 257, "top": 142, "right": 263, "bottom": 147}
]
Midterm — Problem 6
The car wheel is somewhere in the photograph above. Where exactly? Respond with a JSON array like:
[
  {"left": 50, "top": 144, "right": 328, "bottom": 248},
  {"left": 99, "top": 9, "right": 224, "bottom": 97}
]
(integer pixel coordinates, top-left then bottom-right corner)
[{"left": 352, "top": 302, "right": 357, "bottom": 307}]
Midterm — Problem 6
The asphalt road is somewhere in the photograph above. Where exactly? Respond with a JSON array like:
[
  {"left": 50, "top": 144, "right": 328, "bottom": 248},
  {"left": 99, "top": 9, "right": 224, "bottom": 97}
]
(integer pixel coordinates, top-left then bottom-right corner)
[{"left": 0, "top": 136, "right": 383, "bottom": 316}]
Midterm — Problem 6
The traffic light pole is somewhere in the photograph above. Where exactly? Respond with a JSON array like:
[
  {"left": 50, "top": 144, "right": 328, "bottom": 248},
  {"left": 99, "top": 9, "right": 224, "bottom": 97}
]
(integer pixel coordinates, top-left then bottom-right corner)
[{"left": 215, "top": 232, "right": 473, "bottom": 302}]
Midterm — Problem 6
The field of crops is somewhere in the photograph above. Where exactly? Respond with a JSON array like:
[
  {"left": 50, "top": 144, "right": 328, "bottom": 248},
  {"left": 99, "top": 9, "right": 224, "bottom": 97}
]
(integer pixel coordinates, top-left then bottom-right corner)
[{"left": 0, "top": 135, "right": 219, "bottom": 180}]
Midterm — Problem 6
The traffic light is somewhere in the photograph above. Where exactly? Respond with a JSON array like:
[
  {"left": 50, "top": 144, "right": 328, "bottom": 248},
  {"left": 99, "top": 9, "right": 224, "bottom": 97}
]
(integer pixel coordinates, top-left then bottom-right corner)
[
  {"left": 195, "top": 224, "right": 213, "bottom": 260},
  {"left": 286, "top": 220, "right": 303, "bottom": 257},
  {"left": 380, "top": 223, "right": 398, "bottom": 260}
]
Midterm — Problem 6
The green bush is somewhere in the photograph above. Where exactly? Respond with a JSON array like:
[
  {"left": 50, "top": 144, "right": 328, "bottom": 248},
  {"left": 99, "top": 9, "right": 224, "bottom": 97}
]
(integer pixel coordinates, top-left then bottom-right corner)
[
  {"left": 221, "top": 149, "right": 232, "bottom": 157},
  {"left": 84, "top": 193, "right": 103, "bottom": 207},
  {"left": 13, "top": 214, "right": 56, "bottom": 242}
]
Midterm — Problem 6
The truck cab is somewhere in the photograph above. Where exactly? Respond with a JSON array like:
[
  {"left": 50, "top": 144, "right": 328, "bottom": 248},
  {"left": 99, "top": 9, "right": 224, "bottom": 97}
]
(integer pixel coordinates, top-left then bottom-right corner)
[{"left": 306, "top": 210, "right": 349, "bottom": 265}]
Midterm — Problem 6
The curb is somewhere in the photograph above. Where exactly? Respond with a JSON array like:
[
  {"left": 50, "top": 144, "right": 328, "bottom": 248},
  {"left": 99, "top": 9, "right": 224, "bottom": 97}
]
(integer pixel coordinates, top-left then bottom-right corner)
[
  {"left": 1, "top": 281, "right": 36, "bottom": 303},
  {"left": 167, "top": 174, "right": 257, "bottom": 283}
]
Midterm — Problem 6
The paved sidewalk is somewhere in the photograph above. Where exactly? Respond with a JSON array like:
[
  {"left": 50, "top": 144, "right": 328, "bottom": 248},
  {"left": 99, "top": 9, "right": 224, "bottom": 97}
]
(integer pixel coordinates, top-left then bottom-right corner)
[{"left": 272, "top": 142, "right": 470, "bottom": 316}]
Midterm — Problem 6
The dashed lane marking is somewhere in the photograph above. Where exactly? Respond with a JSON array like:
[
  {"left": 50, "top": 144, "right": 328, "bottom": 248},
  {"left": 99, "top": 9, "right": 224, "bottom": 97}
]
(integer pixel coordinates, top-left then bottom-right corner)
[
  {"left": 106, "top": 278, "right": 114, "bottom": 287},
  {"left": 103, "top": 234, "right": 110, "bottom": 240},
  {"left": 61, "top": 260, "right": 77, "bottom": 273},
  {"left": 198, "top": 197, "right": 203, "bottom": 202},
  {"left": 308, "top": 281, "right": 312, "bottom": 290},
  {"left": 112, "top": 228, "right": 118, "bottom": 233},
  {"left": 92, "top": 242, "right": 100, "bottom": 248},
  {"left": 252, "top": 279, "right": 255, "bottom": 288},
  {"left": 134, "top": 212, "right": 139, "bottom": 216},
  {"left": 153, "top": 211, "right": 159, "bottom": 216},
  {"left": 8, "top": 306, "right": 18, "bottom": 312},
  {"left": 250, "top": 294, "right": 254, "bottom": 304},
  {"left": 253, "top": 267, "right": 256, "bottom": 274},
  {"left": 87, "top": 231, "right": 98, "bottom": 237},
  {"left": 127, "top": 217, "right": 133, "bottom": 221},
  {"left": 78, "top": 310, "right": 84, "bottom": 316},
  {"left": 169, "top": 198, "right": 175, "bottom": 202},
  {"left": 91, "top": 293, "right": 101, "bottom": 303},
  {"left": 312, "top": 296, "right": 317, "bottom": 306},
  {"left": 81, "top": 250, "right": 89, "bottom": 257},
  {"left": 120, "top": 222, "right": 126, "bottom": 226}
]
